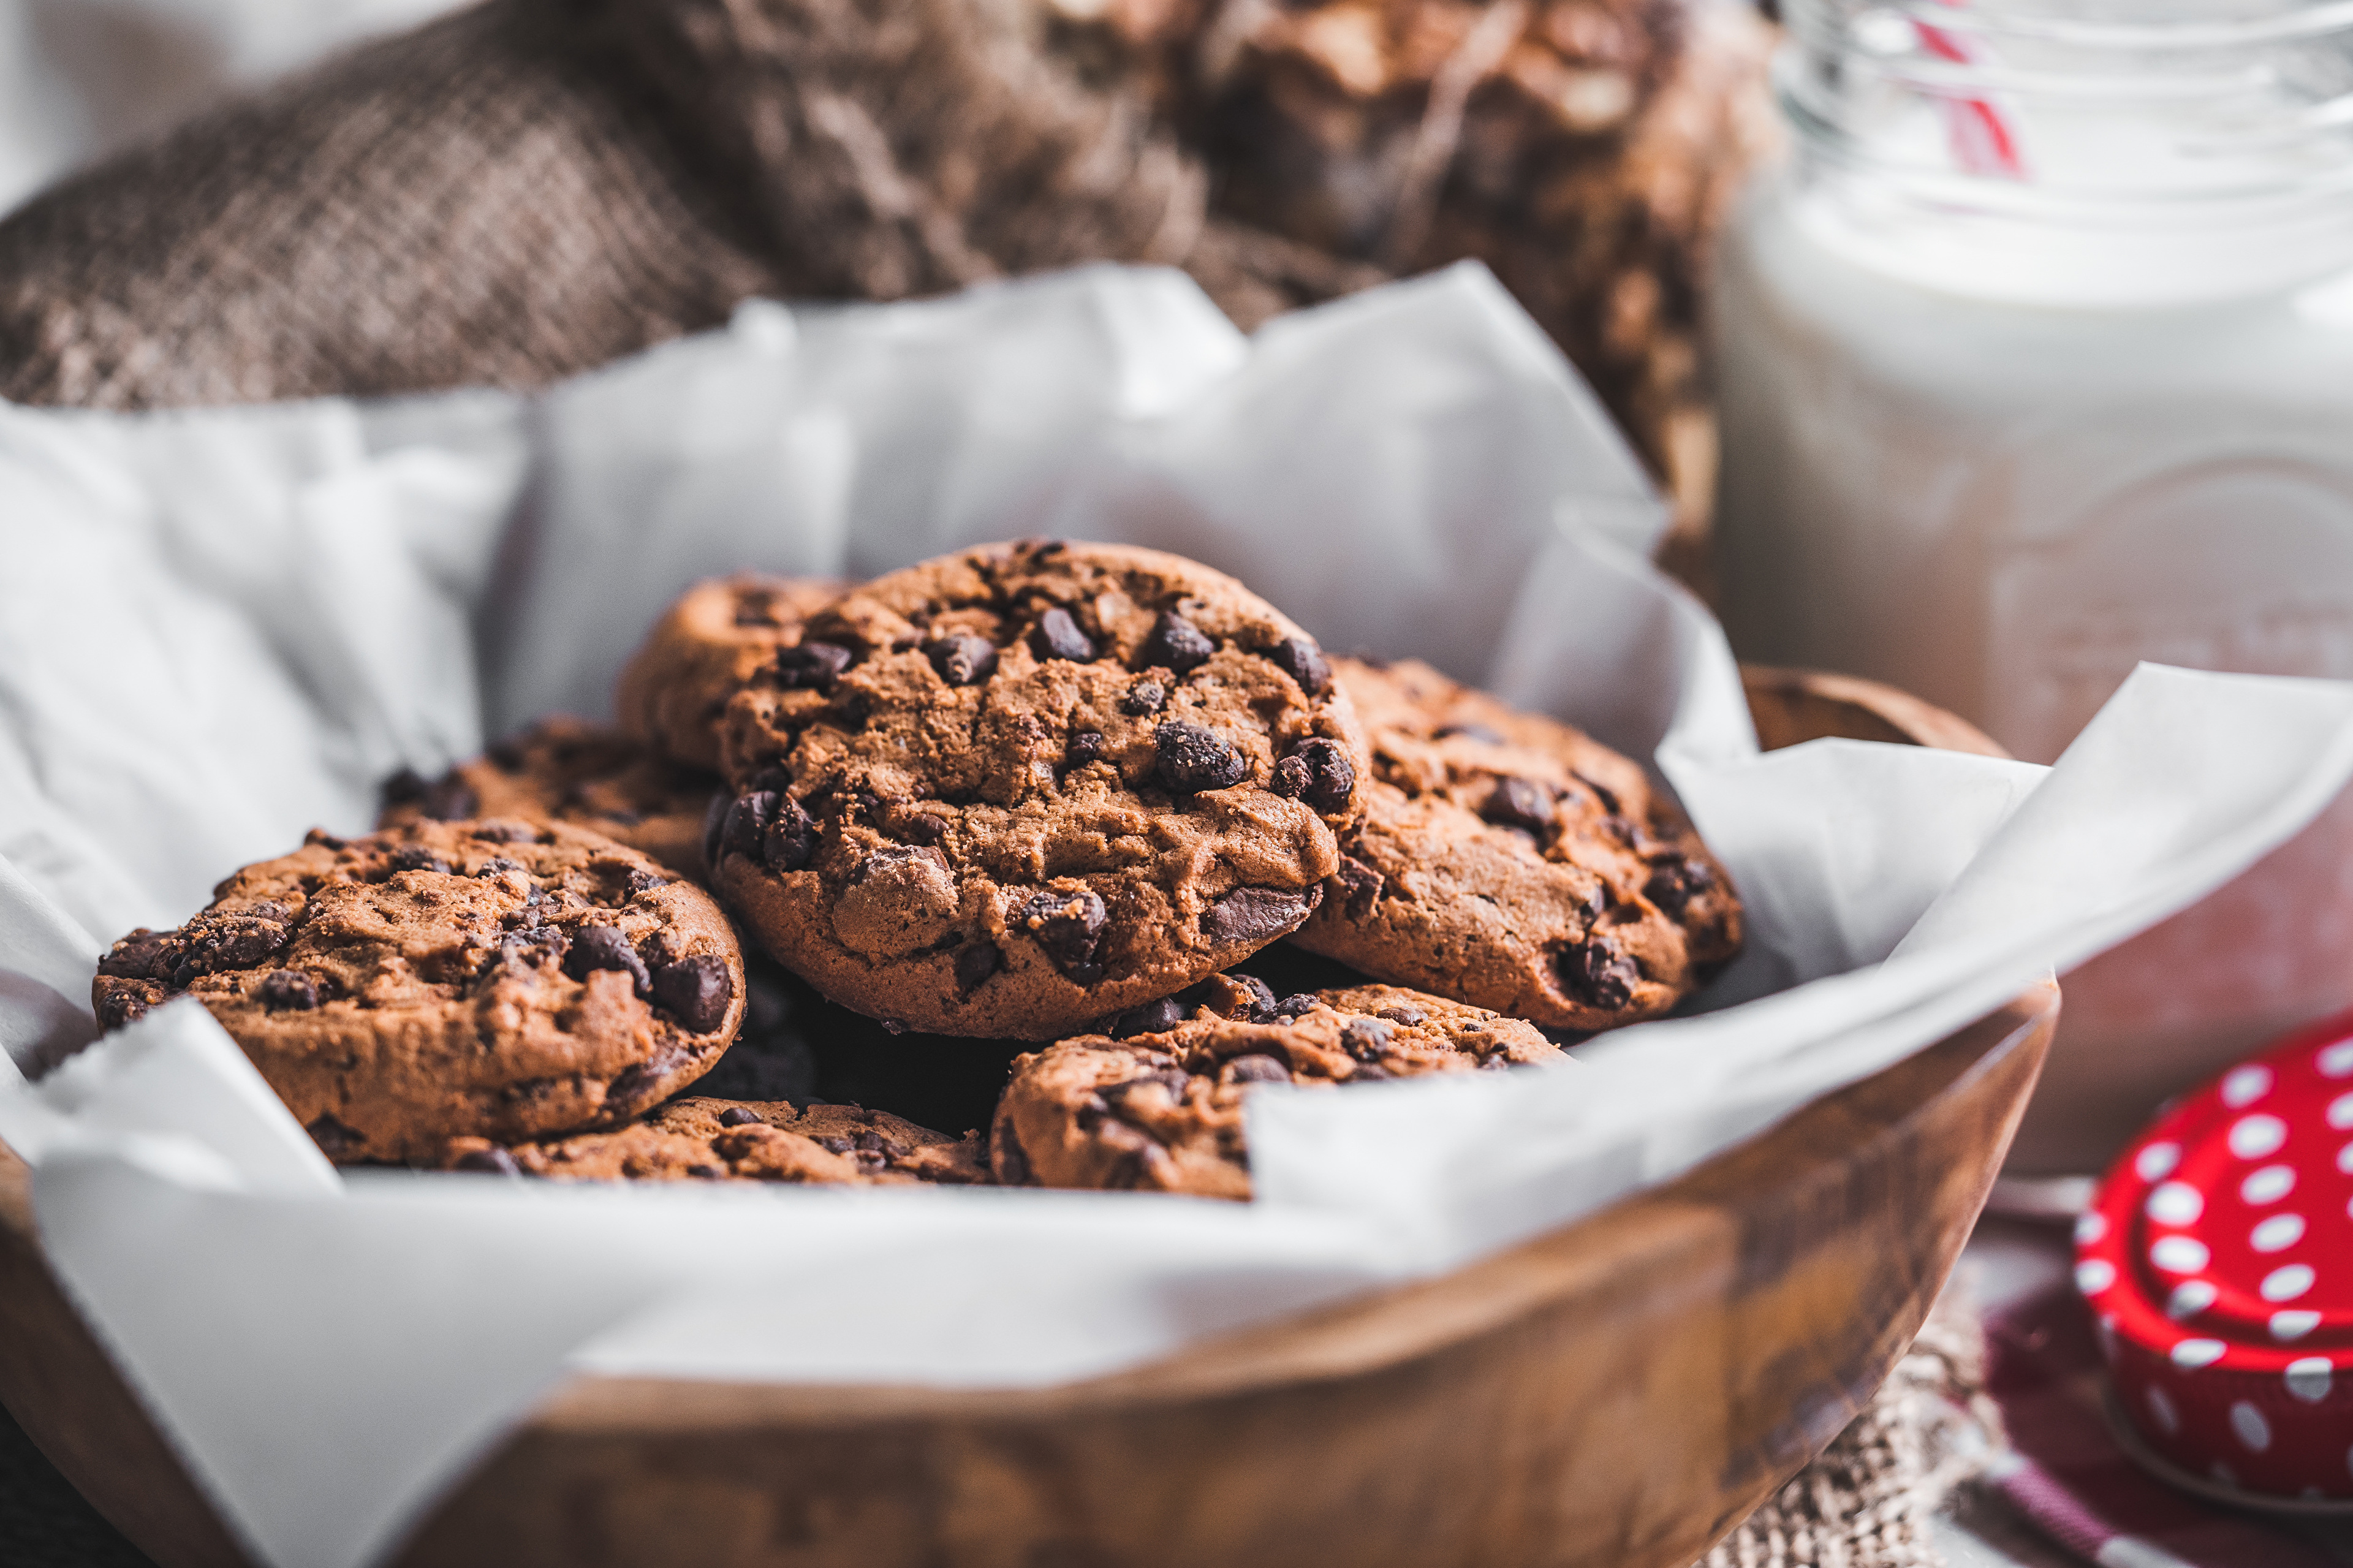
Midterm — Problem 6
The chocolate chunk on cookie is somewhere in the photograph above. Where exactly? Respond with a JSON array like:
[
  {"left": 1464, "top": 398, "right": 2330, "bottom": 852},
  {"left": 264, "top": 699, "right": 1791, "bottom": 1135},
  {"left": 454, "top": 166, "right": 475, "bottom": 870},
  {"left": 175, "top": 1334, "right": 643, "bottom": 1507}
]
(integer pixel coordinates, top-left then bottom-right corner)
[
  {"left": 711, "top": 540, "right": 1370, "bottom": 1039},
  {"left": 990, "top": 982, "right": 1559, "bottom": 1199},
  {"left": 93, "top": 820, "right": 746, "bottom": 1162},
  {"left": 615, "top": 574, "right": 844, "bottom": 770},
  {"left": 439, "top": 1096, "right": 988, "bottom": 1186},
  {"left": 1288, "top": 658, "right": 1741, "bottom": 1030},
  {"left": 379, "top": 717, "right": 721, "bottom": 881}
]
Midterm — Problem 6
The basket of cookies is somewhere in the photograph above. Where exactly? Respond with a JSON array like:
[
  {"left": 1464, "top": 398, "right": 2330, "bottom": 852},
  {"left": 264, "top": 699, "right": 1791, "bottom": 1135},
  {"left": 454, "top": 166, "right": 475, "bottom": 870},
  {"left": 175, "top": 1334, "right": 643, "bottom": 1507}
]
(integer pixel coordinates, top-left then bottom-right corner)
[{"left": 4, "top": 265, "right": 2352, "bottom": 1568}]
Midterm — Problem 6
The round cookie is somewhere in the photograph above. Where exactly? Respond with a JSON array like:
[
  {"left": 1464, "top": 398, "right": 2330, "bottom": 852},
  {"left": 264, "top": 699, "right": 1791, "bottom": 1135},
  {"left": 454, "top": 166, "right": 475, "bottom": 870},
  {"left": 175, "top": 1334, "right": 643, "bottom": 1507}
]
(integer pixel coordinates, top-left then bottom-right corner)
[
  {"left": 616, "top": 574, "right": 844, "bottom": 770},
  {"left": 91, "top": 820, "right": 747, "bottom": 1164},
  {"left": 990, "top": 977, "right": 1561, "bottom": 1199},
  {"left": 1287, "top": 657, "right": 1741, "bottom": 1031},
  {"left": 708, "top": 539, "right": 1371, "bottom": 1040},
  {"left": 379, "top": 717, "right": 721, "bottom": 881},
  {"left": 440, "top": 1096, "right": 988, "bottom": 1186}
]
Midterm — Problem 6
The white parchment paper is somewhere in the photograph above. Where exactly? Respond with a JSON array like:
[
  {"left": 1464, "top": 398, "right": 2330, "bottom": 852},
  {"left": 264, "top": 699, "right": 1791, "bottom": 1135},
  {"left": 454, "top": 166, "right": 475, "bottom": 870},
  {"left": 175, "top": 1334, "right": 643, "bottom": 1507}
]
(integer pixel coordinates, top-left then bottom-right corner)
[{"left": 4, "top": 263, "right": 2353, "bottom": 1568}]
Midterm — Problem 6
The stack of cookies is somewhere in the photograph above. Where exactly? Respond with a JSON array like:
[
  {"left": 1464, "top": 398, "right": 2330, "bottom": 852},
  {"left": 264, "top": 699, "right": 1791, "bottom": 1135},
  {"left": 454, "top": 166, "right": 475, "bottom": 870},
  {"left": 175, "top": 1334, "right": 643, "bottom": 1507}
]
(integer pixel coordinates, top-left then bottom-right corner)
[{"left": 89, "top": 540, "right": 1741, "bottom": 1199}]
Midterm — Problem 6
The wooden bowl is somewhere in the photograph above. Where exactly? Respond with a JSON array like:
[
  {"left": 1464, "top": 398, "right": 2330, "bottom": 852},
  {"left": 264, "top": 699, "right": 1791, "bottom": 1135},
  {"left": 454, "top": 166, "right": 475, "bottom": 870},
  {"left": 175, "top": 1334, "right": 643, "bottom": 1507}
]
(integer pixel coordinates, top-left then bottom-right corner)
[{"left": 0, "top": 669, "right": 2050, "bottom": 1568}]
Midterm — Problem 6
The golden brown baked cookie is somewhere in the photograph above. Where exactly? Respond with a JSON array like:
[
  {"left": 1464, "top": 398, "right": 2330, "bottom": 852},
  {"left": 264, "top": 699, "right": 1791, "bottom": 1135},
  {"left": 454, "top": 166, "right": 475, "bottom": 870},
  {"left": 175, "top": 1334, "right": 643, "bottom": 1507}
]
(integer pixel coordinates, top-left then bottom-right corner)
[
  {"left": 710, "top": 539, "right": 1370, "bottom": 1040},
  {"left": 91, "top": 820, "right": 746, "bottom": 1163},
  {"left": 1288, "top": 657, "right": 1740, "bottom": 1030},
  {"left": 615, "top": 574, "right": 844, "bottom": 770},
  {"left": 441, "top": 1096, "right": 988, "bottom": 1185},
  {"left": 991, "top": 977, "right": 1560, "bottom": 1199},
  {"left": 379, "top": 717, "right": 720, "bottom": 881}
]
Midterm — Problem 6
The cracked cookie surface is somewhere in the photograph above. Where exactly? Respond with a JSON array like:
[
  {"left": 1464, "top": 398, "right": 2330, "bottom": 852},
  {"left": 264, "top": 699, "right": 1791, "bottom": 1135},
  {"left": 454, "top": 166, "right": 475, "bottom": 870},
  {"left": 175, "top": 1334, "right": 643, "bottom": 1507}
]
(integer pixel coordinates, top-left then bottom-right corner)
[
  {"left": 990, "top": 977, "right": 1560, "bottom": 1199},
  {"left": 91, "top": 819, "right": 746, "bottom": 1163},
  {"left": 439, "top": 1096, "right": 988, "bottom": 1185},
  {"left": 710, "top": 540, "right": 1370, "bottom": 1039},
  {"left": 379, "top": 717, "right": 721, "bottom": 881},
  {"left": 1288, "top": 658, "right": 1741, "bottom": 1030},
  {"left": 616, "top": 574, "right": 843, "bottom": 770}
]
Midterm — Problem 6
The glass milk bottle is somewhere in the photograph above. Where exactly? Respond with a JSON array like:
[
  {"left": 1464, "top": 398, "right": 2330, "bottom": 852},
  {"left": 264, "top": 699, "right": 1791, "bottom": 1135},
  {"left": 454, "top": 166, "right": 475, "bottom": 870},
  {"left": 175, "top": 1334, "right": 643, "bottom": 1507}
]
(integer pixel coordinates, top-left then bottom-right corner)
[{"left": 1713, "top": 0, "right": 2353, "bottom": 1172}]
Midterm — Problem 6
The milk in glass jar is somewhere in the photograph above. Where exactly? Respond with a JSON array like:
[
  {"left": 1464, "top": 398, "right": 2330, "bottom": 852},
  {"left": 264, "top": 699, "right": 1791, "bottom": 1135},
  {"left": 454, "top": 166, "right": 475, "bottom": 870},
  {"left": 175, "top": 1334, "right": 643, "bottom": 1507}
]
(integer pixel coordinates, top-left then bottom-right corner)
[{"left": 1713, "top": 0, "right": 2353, "bottom": 1170}]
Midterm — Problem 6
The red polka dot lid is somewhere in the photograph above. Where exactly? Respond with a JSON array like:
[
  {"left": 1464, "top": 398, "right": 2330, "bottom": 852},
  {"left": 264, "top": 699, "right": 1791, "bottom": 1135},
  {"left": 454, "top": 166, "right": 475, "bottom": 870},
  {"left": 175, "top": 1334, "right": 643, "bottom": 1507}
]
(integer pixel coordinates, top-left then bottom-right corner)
[{"left": 2078, "top": 1006, "right": 2353, "bottom": 1499}]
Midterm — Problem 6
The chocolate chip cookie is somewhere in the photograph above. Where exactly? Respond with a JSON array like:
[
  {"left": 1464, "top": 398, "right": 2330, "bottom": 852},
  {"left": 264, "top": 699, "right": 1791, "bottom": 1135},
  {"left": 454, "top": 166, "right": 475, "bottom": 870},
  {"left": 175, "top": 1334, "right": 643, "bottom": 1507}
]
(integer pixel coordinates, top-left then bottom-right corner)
[
  {"left": 91, "top": 820, "right": 746, "bottom": 1163},
  {"left": 990, "top": 978, "right": 1561, "bottom": 1199},
  {"left": 709, "top": 540, "right": 1371, "bottom": 1039},
  {"left": 440, "top": 1096, "right": 988, "bottom": 1185},
  {"left": 615, "top": 574, "right": 844, "bottom": 770},
  {"left": 379, "top": 717, "right": 721, "bottom": 881},
  {"left": 1288, "top": 657, "right": 1741, "bottom": 1031}
]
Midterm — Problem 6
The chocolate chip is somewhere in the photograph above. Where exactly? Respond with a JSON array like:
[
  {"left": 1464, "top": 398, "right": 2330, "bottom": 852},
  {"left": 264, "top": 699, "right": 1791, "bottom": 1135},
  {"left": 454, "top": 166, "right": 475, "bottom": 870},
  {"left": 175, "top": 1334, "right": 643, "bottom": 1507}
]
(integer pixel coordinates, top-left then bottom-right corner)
[
  {"left": 379, "top": 767, "right": 428, "bottom": 806},
  {"left": 1111, "top": 996, "right": 1187, "bottom": 1037},
  {"left": 651, "top": 955, "right": 732, "bottom": 1032},
  {"left": 258, "top": 969, "right": 318, "bottom": 1011},
  {"left": 687, "top": 1164, "right": 726, "bottom": 1179},
  {"left": 954, "top": 941, "right": 1002, "bottom": 992},
  {"left": 848, "top": 1131, "right": 882, "bottom": 1152},
  {"left": 478, "top": 857, "right": 525, "bottom": 879},
  {"left": 1340, "top": 1018, "right": 1393, "bottom": 1060},
  {"left": 414, "top": 775, "right": 475, "bottom": 821},
  {"left": 924, "top": 635, "right": 998, "bottom": 687},
  {"left": 1351, "top": 1063, "right": 1393, "bottom": 1083},
  {"left": 716, "top": 1105, "right": 763, "bottom": 1127},
  {"left": 1066, "top": 730, "right": 1105, "bottom": 767},
  {"left": 1376, "top": 1005, "right": 1427, "bottom": 1026},
  {"left": 1020, "top": 888, "right": 1108, "bottom": 984},
  {"left": 902, "top": 813, "right": 948, "bottom": 846},
  {"left": 1334, "top": 856, "right": 1385, "bottom": 920},
  {"left": 776, "top": 640, "right": 855, "bottom": 690},
  {"left": 851, "top": 1149, "right": 888, "bottom": 1172},
  {"left": 733, "top": 593, "right": 783, "bottom": 628},
  {"left": 1482, "top": 778, "right": 1556, "bottom": 835},
  {"left": 1270, "top": 738, "right": 1355, "bottom": 814},
  {"left": 485, "top": 737, "right": 528, "bottom": 773},
  {"left": 1139, "top": 611, "right": 1215, "bottom": 675},
  {"left": 1029, "top": 608, "right": 1097, "bottom": 663},
  {"left": 305, "top": 828, "right": 349, "bottom": 849},
  {"left": 169, "top": 914, "right": 289, "bottom": 985},
  {"left": 97, "top": 928, "right": 180, "bottom": 980},
  {"left": 1271, "top": 993, "right": 1320, "bottom": 1021},
  {"left": 1154, "top": 721, "right": 1248, "bottom": 795},
  {"left": 721, "top": 790, "right": 779, "bottom": 862},
  {"left": 1225, "top": 1054, "right": 1292, "bottom": 1085},
  {"left": 1122, "top": 679, "right": 1167, "bottom": 716},
  {"left": 1436, "top": 722, "right": 1507, "bottom": 744},
  {"left": 1560, "top": 938, "right": 1641, "bottom": 1010},
  {"left": 388, "top": 846, "right": 452, "bottom": 875},
  {"left": 499, "top": 925, "right": 569, "bottom": 972},
  {"left": 566, "top": 925, "right": 651, "bottom": 996},
  {"left": 1200, "top": 887, "right": 1311, "bottom": 945},
  {"left": 764, "top": 794, "right": 818, "bottom": 872},
  {"left": 1643, "top": 855, "right": 1715, "bottom": 918},
  {"left": 1226, "top": 973, "right": 1278, "bottom": 1022},
  {"left": 992, "top": 1122, "right": 1036, "bottom": 1186},
  {"left": 1268, "top": 636, "right": 1332, "bottom": 697},
  {"left": 819, "top": 1137, "right": 855, "bottom": 1154},
  {"left": 1108, "top": 1069, "right": 1191, "bottom": 1104},
  {"left": 469, "top": 820, "right": 540, "bottom": 844},
  {"left": 94, "top": 986, "right": 150, "bottom": 1029},
  {"left": 453, "top": 1147, "right": 521, "bottom": 1175},
  {"left": 306, "top": 1115, "right": 366, "bottom": 1158},
  {"left": 1573, "top": 771, "right": 1623, "bottom": 814}
]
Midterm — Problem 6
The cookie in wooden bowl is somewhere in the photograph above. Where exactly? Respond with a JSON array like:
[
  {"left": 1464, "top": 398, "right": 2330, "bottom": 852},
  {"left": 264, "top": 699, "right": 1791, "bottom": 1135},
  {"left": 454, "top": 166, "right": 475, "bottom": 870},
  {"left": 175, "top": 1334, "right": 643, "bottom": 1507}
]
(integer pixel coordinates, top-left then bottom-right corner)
[
  {"left": 441, "top": 1096, "right": 988, "bottom": 1186},
  {"left": 1287, "top": 657, "right": 1741, "bottom": 1031}
]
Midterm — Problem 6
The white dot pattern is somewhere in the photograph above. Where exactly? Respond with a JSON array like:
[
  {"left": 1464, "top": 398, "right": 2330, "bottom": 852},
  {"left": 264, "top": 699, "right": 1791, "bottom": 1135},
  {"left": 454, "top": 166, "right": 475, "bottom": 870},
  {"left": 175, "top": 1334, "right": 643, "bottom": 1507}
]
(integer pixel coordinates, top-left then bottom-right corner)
[
  {"left": 2076, "top": 1211, "right": 2107, "bottom": 1244},
  {"left": 2147, "top": 1182, "right": 2204, "bottom": 1224},
  {"left": 2252, "top": 1213, "right": 2308, "bottom": 1253},
  {"left": 2331, "top": 1093, "right": 2353, "bottom": 1132},
  {"left": 2172, "top": 1338, "right": 2227, "bottom": 1369},
  {"left": 2224, "top": 1066, "right": 2275, "bottom": 1107},
  {"left": 2152, "top": 1235, "right": 2211, "bottom": 1274},
  {"left": 2230, "top": 1115, "right": 2289, "bottom": 1158},
  {"left": 2263, "top": 1263, "right": 2317, "bottom": 1303},
  {"left": 2232, "top": 1400, "right": 2273, "bottom": 1452},
  {"left": 2241, "top": 1165, "right": 2296, "bottom": 1205},
  {"left": 2137, "top": 1142, "right": 2183, "bottom": 1181},
  {"left": 2076, "top": 1259, "right": 2117, "bottom": 1295},
  {"left": 2273, "top": 1309, "right": 2322, "bottom": 1341},
  {"left": 2288, "top": 1357, "right": 2335, "bottom": 1403},
  {"left": 2164, "top": 1279, "right": 2216, "bottom": 1319},
  {"left": 2322, "top": 1041, "right": 2353, "bottom": 1077}
]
